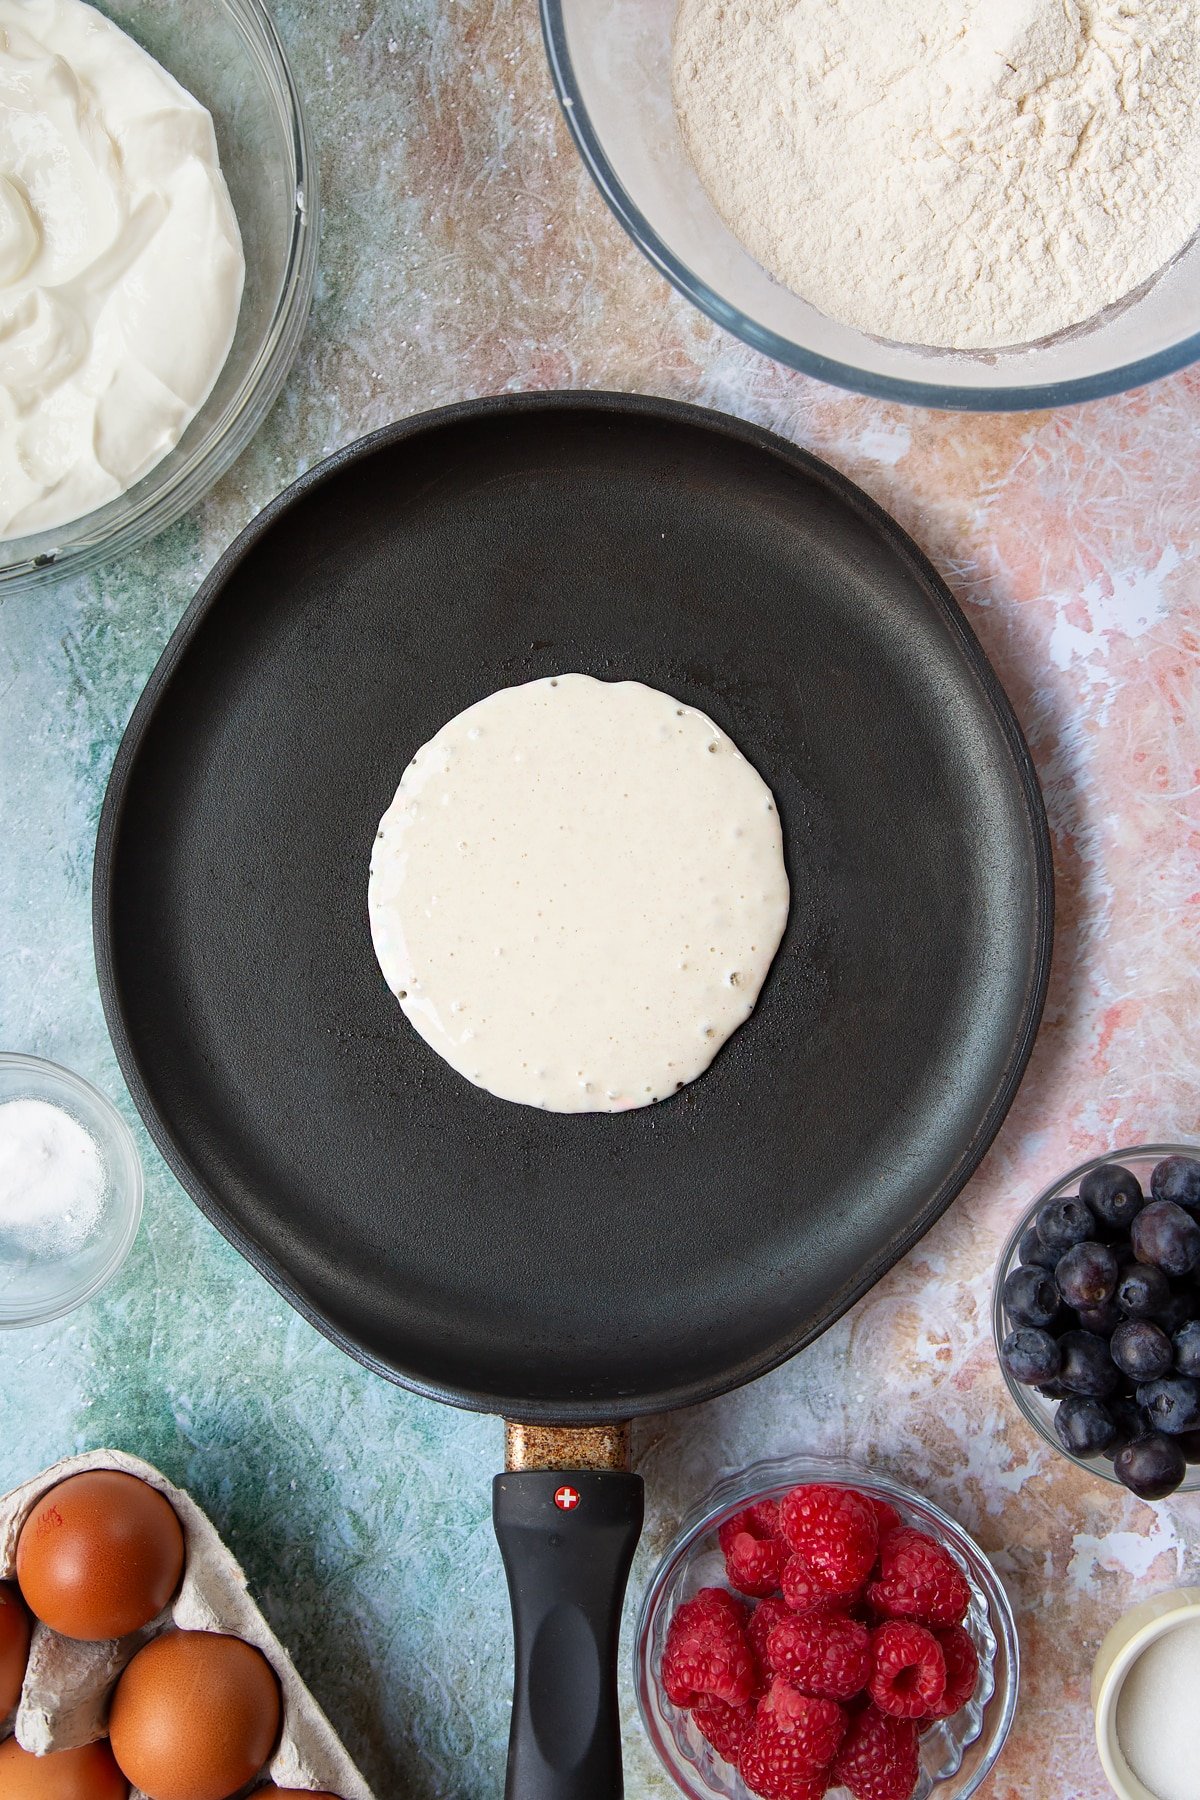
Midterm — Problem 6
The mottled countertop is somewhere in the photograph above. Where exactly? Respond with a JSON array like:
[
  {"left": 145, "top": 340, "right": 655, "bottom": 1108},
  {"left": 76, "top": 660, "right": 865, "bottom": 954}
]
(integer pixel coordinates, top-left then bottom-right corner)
[{"left": 2, "top": 3, "right": 1199, "bottom": 1797}]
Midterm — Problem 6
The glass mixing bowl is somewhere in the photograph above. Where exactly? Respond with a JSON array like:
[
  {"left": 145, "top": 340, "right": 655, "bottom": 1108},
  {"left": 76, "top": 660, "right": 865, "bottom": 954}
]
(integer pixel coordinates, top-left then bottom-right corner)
[
  {"left": 0, "top": 1054, "right": 143, "bottom": 1328},
  {"left": 541, "top": 0, "right": 1200, "bottom": 410},
  {"left": 993, "top": 1143, "right": 1200, "bottom": 1494},
  {"left": 635, "top": 1453, "right": 1019, "bottom": 1800},
  {"left": 0, "top": 0, "right": 317, "bottom": 594}
]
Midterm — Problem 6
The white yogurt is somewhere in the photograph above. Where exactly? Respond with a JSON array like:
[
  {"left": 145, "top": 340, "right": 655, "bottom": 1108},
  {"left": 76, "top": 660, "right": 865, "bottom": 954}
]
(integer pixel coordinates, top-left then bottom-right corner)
[
  {"left": 0, "top": 0, "right": 245, "bottom": 539},
  {"left": 368, "top": 674, "right": 790, "bottom": 1113}
]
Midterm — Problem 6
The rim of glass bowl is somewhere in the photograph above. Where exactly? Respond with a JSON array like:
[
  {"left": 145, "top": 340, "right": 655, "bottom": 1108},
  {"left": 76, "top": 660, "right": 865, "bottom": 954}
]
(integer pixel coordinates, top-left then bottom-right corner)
[
  {"left": 0, "top": 1052, "right": 144, "bottom": 1327},
  {"left": 0, "top": 0, "right": 318, "bottom": 596},
  {"left": 635, "top": 1452, "right": 1019, "bottom": 1800},
  {"left": 538, "top": 1, "right": 1200, "bottom": 413},
  {"left": 992, "top": 1142, "right": 1200, "bottom": 1492}
]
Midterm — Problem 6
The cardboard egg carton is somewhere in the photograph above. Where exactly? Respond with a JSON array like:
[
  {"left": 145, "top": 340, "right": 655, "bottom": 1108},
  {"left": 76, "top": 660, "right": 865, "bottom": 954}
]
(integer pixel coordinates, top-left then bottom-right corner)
[{"left": 0, "top": 1449, "right": 374, "bottom": 1800}]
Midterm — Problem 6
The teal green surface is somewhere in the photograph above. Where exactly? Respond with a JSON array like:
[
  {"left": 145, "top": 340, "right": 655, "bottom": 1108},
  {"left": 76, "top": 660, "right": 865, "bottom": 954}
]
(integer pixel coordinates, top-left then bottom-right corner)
[
  {"left": 0, "top": 6, "right": 867, "bottom": 1791},
  {"left": 7, "top": 3, "right": 1198, "bottom": 1797}
]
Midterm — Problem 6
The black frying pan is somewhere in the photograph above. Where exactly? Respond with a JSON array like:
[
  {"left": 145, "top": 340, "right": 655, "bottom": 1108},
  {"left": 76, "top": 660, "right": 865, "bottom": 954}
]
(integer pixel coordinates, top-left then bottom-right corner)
[{"left": 94, "top": 394, "right": 1052, "bottom": 1799}]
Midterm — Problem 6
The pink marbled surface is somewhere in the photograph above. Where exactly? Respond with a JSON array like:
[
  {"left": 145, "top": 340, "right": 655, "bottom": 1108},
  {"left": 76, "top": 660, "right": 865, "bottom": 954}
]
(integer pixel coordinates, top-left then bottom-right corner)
[
  {"left": 3, "top": 2, "right": 1200, "bottom": 1795},
  {"left": 305, "top": 8, "right": 1200, "bottom": 1795}
]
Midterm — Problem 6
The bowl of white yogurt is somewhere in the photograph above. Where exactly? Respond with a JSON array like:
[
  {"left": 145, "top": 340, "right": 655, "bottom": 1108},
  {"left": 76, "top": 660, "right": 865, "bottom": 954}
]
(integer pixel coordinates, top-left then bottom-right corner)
[
  {"left": 0, "top": 1052, "right": 143, "bottom": 1326},
  {"left": 0, "top": 0, "right": 316, "bottom": 591},
  {"left": 541, "top": 0, "right": 1200, "bottom": 410}
]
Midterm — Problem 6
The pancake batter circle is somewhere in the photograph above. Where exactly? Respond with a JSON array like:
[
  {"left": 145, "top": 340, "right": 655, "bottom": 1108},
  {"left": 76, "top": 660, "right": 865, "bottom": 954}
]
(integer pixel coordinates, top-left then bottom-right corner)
[{"left": 368, "top": 674, "right": 789, "bottom": 1112}]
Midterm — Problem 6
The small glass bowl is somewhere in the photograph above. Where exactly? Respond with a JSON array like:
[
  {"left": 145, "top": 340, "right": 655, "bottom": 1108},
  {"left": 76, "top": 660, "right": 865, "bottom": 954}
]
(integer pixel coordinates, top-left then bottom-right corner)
[
  {"left": 0, "top": 0, "right": 317, "bottom": 594},
  {"left": 0, "top": 1054, "right": 143, "bottom": 1327},
  {"left": 635, "top": 1453, "right": 1019, "bottom": 1800},
  {"left": 992, "top": 1143, "right": 1200, "bottom": 1494}
]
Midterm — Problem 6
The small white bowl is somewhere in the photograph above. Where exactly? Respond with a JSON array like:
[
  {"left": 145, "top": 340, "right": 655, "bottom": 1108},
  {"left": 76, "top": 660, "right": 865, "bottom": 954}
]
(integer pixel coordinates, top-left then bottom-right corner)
[
  {"left": 1092, "top": 1588, "right": 1200, "bottom": 1800},
  {"left": 0, "top": 1054, "right": 143, "bottom": 1328}
]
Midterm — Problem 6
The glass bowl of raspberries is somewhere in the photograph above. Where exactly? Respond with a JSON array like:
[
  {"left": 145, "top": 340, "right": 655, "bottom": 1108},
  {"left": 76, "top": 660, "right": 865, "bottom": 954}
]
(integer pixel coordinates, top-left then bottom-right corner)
[
  {"left": 994, "top": 1144, "right": 1200, "bottom": 1501},
  {"left": 635, "top": 1455, "right": 1018, "bottom": 1800}
]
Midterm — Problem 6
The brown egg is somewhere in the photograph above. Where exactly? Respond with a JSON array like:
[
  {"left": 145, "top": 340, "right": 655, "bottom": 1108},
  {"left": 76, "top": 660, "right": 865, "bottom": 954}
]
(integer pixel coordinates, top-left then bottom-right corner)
[
  {"left": 110, "top": 1629, "right": 281, "bottom": 1800},
  {"left": 0, "top": 1579, "right": 32, "bottom": 1713},
  {"left": 0, "top": 1736, "right": 129, "bottom": 1799},
  {"left": 16, "top": 1471, "right": 185, "bottom": 1641}
]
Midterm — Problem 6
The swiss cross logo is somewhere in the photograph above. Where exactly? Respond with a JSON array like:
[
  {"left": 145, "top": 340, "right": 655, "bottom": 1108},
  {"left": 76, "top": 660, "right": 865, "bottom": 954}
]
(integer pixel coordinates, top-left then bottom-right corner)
[{"left": 554, "top": 1484, "right": 581, "bottom": 1512}]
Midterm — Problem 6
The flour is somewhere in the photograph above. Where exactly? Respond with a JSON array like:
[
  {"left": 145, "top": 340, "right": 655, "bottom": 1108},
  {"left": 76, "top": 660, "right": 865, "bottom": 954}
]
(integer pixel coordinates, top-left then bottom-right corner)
[
  {"left": 672, "top": 0, "right": 1200, "bottom": 350},
  {"left": 0, "top": 1099, "right": 105, "bottom": 1258}
]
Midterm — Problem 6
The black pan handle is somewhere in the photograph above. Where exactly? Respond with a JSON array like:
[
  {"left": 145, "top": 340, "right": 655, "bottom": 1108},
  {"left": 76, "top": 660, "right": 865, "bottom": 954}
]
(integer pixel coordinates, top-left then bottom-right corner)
[{"left": 493, "top": 1467, "right": 645, "bottom": 1800}]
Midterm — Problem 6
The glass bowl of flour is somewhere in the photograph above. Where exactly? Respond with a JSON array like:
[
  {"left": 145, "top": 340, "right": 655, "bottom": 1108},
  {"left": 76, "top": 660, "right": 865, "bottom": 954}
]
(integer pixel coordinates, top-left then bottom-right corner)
[
  {"left": 0, "top": 0, "right": 317, "bottom": 594},
  {"left": 0, "top": 1054, "right": 143, "bottom": 1327},
  {"left": 541, "top": 0, "right": 1200, "bottom": 410}
]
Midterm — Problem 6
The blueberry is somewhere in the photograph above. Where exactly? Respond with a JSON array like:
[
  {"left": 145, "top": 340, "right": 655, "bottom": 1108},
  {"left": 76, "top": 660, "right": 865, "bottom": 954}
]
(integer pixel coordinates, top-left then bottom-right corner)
[
  {"left": 1018, "top": 1225, "right": 1059, "bottom": 1271},
  {"left": 1174, "top": 1319, "right": 1200, "bottom": 1378},
  {"left": 1175, "top": 1427, "right": 1200, "bottom": 1464},
  {"left": 1081, "top": 1163, "right": 1144, "bottom": 1232},
  {"left": 1137, "top": 1377, "right": 1200, "bottom": 1435},
  {"left": 1102, "top": 1396, "right": 1152, "bottom": 1459},
  {"left": 1036, "top": 1379, "right": 1068, "bottom": 1399},
  {"left": 1154, "top": 1288, "right": 1200, "bottom": 1335},
  {"left": 1053, "top": 1394, "right": 1116, "bottom": 1458},
  {"left": 1058, "top": 1329, "right": 1121, "bottom": 1397},
  {"left": 1116, "top": 1263, "right": 1171, "bottom": 1319},
  {"left": 1002, "top": 1264, "right": 1062, "bottom": 1330},
  {"left": 1076, "top": 1300, "right": 1123, "bottom": 1338},
  {"left": 1114, "top": 1433, "right": 1187, "bottom": 1500},
  {"left": 1131, "top": 1201, "right": 1200, "bottom": 1276},
  {"left": 1055, "top": 1241, "right": 1118, "bottom": 1311},
  {"left": 1000, "top": 1327, "right": 1062, "bottom": 1386},
  {"left": 1037, "top": 1196, "right": 1097, "bottom": 1252},
  {"left": 1151, "top": 1156, "right": 1200, "bottom": 1214},
  {"left": 1111, "top": 1320, "right": 1174, "bottom": 1382}
]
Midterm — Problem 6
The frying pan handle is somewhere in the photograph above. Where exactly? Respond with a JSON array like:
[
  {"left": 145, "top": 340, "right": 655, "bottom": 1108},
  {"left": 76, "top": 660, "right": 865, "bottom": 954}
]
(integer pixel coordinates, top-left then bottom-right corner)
[{"left": 493, "top": 1469, "right": 645, "bottom": 1800}]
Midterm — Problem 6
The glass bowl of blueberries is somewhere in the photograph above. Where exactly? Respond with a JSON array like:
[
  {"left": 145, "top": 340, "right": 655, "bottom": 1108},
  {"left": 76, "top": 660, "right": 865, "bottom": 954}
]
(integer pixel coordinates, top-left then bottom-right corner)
[{"left": 993, "top": 1145, "right": 1200, "bottom": 1500}]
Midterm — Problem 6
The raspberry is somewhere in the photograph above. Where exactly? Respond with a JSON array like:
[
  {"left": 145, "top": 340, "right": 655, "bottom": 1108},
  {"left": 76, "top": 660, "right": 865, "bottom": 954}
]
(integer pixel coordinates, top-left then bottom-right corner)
[
  {"left": 739, "top": 1750, "right": 829, "bottom": 1800},
  {"left": 921, "top": 1625, "right": 979, "bottom": 1720},
  {"left": 779, "top": 1485, "right": 878, "bottom": 1597},
  {"left": 719, "top": 1498, "right": 782, "bottom": 1544},
  {"left": 692, "top": 1694, "right": 757, "bottom": 1763},
  {"left": 689, "top": 1586, "right": 749, "bottom": 1627},
  {"left": 868, "top": 1498, "right": 902, "bottom": 1541},
  {"left": 739, "top": 1679, "right": 847, "bottom": 1799},
  {"left": 749, "top": 1597, "right": 793, "bottom": 1670},
  {"left": 758, "top": 1676, "right": 847, "bottom": 1761},
  {"left": 867, "top": 1529, "right": 971, "bottom": 1629},
  {"left": 832, "top": 1703, "right": 920, "bottom": 1800},
  {"left": 720, "top": 1502, "right": 789, "bottom": 1597},
  {"left": 768, "top": 1610, "right": 872, "bottom": 1700},
  {"left": 662, "top": 1589, "right": 757, "bottom": 1707},
  {"left": 868, "top": 1620, "right": 946, "bottom": 1718},
  {"left": 781, "top": 1553, "right": 844, "bottom": 1614}
]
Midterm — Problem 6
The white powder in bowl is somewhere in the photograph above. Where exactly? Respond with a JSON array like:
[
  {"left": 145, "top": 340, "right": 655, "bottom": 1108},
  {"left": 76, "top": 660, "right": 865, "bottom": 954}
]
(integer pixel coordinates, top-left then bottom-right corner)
[
  {"left": 1116, "top": 1618, "right": 1200, "bottom": 1800},
  {"left": 672, "top": 0, "right": 1200, "bottom": 350},
  {"left": 0, "top": 1098, "right": 106, "bottom": 1258}
]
